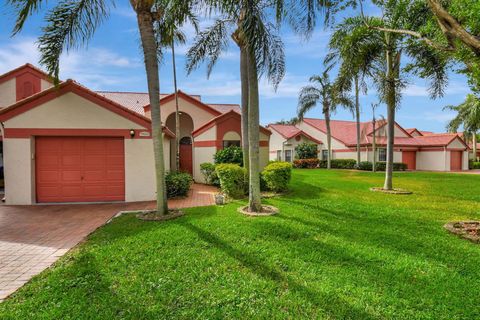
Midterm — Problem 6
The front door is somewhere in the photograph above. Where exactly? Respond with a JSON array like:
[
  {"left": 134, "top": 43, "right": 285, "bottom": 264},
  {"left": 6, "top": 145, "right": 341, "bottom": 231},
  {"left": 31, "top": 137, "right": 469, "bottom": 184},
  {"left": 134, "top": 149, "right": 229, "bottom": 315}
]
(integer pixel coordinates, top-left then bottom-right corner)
[
  {"left": 402, "top": 151, "right": 416, "bottom": 170},
  {"left": 179, "top": 137, "right": 193, "bottom": 175},
  {"left": 450, "top": 151, "right": 463, "bottom": 171}
]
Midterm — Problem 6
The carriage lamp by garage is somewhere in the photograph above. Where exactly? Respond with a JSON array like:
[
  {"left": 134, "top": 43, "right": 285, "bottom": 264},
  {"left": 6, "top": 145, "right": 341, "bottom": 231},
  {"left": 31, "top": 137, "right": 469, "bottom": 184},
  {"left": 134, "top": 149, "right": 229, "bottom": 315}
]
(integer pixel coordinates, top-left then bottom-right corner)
[{"left": 129, "top": 129, "right": 136, "bottom": 138}]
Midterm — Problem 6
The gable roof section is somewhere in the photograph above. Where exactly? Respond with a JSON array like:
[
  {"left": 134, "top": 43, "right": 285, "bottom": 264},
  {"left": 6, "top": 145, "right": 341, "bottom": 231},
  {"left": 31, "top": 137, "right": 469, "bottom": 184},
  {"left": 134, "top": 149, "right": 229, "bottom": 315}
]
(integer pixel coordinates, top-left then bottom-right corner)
[
  {"left": 268, "top": 124, "right": 322, "bottom": 144},
  {"left": 405, "top": 128, "right": 423, "bottom": 136},
  {"left": 0, "top": 79, "right": 151, "bottom": 129},
  {"left": 192, "top": 110, "right": 271, "bottom": 138},
  {"left": 144, "top": 90, "right": 222, "bottom": 117},
  {"left": 414, "top": 133, "right": 469, "bottom": 148},
  {"left": 0, "top": 63, "right": 53, "bottom": 85}
]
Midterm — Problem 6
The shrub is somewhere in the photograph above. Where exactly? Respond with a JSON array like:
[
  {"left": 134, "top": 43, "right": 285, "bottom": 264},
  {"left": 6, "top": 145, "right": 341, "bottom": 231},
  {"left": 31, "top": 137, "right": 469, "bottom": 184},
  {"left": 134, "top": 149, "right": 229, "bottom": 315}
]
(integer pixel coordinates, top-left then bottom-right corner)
[
  {"left": 293, "top": 158, "right": 320, "bottom": 168},
  {"left": 261, "top": 161, "right": 292, "bottom": 192},
  {"left": 214, "top": 146, "right": 243, "bottom": 166},
  {"left": 469, "top": 161, "right": 480, "bottom": 169},
  {"left": 319, "top": 159, "right": 357, "bottom": 169},
  {"left": 165, "top": 171, "right": 192, "bottom": 198},
  {"left": 215, "top": 163, "right": 246, "bottom": 199},
  {"left": 200, "top": 163, "right": 219, "bottom": 186},
  {"left": 357, "top": 161, "right": 407, "bottom": 171},
  {"left": 296, "top": 143, "right": 318, "bottom": 159}
]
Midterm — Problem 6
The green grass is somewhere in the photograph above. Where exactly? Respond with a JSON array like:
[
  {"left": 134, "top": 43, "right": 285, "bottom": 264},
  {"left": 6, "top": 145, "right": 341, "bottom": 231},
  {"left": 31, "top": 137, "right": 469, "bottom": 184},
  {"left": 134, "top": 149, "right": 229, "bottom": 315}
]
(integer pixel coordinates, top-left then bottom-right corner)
[{"left": 1, "top": 170, "right": 480, "bottom": 319}]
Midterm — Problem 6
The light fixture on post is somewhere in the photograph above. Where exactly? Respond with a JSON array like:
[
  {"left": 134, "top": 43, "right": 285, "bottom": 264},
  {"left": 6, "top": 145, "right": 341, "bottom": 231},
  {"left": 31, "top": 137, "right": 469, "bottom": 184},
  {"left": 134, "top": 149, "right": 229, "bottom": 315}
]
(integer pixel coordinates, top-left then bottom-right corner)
[{"left": 129, "top": 129, "right": 135, "bottom": 138}]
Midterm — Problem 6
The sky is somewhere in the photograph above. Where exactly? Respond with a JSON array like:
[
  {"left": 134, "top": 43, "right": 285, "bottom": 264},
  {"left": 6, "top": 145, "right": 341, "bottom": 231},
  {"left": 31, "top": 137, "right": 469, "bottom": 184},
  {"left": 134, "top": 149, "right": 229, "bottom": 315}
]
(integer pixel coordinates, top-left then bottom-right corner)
[{"left": 0, "top": 1, "right": 472, "bottom": 132}]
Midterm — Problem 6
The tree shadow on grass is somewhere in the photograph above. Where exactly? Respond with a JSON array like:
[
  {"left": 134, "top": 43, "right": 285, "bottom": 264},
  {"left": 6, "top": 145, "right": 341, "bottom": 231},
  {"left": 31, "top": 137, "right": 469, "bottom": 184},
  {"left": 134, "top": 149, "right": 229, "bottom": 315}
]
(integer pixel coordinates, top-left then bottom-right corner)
[{"left": 178, "top": 220, "right": 380, "bottom": 320}]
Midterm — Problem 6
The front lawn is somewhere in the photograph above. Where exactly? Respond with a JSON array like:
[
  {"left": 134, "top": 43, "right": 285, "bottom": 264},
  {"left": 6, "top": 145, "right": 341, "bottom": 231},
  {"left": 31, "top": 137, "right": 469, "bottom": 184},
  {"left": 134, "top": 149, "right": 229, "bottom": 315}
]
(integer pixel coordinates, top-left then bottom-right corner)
[{"left": 1, "top": 170, "right": 480, "bottom": 319}]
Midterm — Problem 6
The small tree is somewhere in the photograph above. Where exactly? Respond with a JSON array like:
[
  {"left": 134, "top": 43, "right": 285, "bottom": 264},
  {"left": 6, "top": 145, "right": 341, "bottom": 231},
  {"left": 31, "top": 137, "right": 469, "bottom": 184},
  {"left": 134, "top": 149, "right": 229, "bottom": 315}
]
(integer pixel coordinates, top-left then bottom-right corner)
[
  {"left": 214, "top": 146, "right": 244, "bottom": 166},
  {"left": 296, "top": 142, "right": 318, "bottom": 159}
]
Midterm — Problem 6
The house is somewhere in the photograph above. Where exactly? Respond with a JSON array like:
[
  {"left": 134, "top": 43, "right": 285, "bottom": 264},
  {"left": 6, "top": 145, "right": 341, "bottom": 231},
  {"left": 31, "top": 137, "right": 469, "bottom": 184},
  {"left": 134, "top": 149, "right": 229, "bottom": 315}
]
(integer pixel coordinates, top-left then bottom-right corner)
[
  {"left": 267, "top": 124, "right": 322, "bottom": 162},
  {"left": 0, "top": 64, "right": 270, "bottom": 205},
  {"left": 268, "top": 118, "right": 469, "bottom": 171}
]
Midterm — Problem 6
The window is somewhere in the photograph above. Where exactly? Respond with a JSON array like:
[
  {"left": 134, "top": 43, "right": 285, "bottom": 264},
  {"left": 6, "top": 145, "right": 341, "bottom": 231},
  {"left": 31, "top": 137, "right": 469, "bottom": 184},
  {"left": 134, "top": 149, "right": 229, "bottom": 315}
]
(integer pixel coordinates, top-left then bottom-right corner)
[
  {"left": 276, "top": 150, "right": 282, "bottom": 161},
  {"left": 222, "top": 140, "right": 240, "bottom": 148},
  {"left": 378, "top": 148, "right": 387, "bottom": 162},
  {"left": 322, "top": 149, "right": 329, "bottom": 160},
  {"left": 284, "top": 150, "right": 292, "bottom": 162}
]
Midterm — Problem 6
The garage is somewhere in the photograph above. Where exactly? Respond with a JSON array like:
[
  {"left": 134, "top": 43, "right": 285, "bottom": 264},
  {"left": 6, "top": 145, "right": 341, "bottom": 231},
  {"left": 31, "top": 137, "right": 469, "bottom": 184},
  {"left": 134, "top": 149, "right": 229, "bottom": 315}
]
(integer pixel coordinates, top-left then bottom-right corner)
[
  {"left": 402, "top": 151, "right": 416, "bottom": 170},
  {"left": 35, "top": 137, "right": 125, "bottom": 203},
  {"left": 450, "top": 151, "right": 463, "bottom": 171}
]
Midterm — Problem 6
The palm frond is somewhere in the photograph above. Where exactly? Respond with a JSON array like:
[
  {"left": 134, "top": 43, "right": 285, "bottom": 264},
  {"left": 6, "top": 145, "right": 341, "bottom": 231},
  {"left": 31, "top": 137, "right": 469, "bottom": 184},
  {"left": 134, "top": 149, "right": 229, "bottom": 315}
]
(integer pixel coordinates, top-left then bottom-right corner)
[{"left": 8, "top": 0, "right": 45, "bottom": 34}]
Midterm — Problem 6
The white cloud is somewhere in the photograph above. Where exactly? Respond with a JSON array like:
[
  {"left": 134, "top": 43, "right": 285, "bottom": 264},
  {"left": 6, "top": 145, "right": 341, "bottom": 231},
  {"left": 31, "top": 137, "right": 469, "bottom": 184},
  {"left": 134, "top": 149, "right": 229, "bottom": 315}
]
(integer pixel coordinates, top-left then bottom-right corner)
[
  {"left": 403, "top": 81, "right": 470, "bottom": 97},
  {"left": 0, "top": 38, "right": 141, "bottom": 89}
]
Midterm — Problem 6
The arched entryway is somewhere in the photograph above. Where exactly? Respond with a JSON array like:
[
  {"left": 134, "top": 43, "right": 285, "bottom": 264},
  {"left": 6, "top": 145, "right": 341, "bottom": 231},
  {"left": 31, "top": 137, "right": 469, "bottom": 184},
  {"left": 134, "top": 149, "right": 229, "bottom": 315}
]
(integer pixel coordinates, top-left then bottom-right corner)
[{"left": 166, "top": 112, "right": 194, "bottom": 173}]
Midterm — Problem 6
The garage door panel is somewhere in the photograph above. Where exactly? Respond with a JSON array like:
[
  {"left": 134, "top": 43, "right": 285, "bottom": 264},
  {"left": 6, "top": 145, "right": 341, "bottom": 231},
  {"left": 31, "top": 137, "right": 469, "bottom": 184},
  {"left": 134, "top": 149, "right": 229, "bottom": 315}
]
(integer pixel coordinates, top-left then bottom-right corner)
[{"left": 36, "top": 137, "right": 125, "bottom": 203}]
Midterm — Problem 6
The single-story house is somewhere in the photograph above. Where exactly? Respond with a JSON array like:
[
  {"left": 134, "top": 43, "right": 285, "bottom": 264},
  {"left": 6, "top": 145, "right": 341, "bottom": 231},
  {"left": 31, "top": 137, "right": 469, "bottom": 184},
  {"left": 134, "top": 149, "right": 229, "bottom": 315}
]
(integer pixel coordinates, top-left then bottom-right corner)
[
  {"left": 267, "top": 124, "right": 322, "bottom": 162},
  {"left": 0, "top": 64, "right": 270, "bottom": 205},
  {"left": 269, "top": 118, "right": 469, "bottom": 171}
]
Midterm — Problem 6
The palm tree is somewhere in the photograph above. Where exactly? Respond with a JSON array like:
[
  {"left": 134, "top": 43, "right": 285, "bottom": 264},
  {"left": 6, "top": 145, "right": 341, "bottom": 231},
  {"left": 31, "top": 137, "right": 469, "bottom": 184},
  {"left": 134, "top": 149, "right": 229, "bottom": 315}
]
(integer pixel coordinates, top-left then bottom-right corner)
[
  {"left": 9, "top": 0, "right": 194, "bottom": 215},
  {"left": 337, "top": 7, "right": 448, "bottom": 190},
  {"left": 187, "top": 0, "right": 329, "bottom": 212},
  {"left": 444, "top": 94, "right": 480, "bottom": 160},
  {"left": 157, "top": 9, "right": 198, "bottom": 171},
  {"left": 297, "top": 69, "right": 353, "bottom": 170}
]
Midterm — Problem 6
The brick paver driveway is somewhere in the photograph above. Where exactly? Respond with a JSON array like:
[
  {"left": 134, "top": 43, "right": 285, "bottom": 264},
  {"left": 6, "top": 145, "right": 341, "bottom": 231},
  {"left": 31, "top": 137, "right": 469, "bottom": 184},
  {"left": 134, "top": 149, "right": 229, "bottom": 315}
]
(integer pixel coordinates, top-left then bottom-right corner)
[{"left": 0, "top": 184, "right": 217, "bottom": 302}]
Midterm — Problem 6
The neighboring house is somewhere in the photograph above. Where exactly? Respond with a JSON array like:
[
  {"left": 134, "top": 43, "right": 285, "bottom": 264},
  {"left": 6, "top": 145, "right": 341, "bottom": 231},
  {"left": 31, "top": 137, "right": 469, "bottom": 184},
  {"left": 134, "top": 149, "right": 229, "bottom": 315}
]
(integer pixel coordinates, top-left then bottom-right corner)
[
  {"left": 267, "top": 124, "right": 322, "bottom": 162},
  {"left": 288, "top": 118, "right": 469, "bottom": 171},
  {"left": 0, "top": 64, "right": 270, "bottom": 205}
]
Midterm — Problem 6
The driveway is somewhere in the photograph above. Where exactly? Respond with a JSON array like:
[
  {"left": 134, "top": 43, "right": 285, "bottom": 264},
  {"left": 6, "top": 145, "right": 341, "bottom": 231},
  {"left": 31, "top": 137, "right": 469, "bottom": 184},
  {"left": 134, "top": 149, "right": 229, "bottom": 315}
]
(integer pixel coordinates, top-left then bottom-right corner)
[
  {"left": 0, "top": 184, "right": 217, "bottom": 302},
  {"left": 0, "top": 202, "right": 153, "bottom": 302}
]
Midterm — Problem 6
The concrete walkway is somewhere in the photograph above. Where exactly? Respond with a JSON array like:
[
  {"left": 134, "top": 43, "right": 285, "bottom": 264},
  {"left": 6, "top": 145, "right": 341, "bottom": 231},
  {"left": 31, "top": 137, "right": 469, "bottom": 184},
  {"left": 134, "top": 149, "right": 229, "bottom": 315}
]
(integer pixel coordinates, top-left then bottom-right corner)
[{"left": 0, "top": 184, "right": 217, "bottom": 302}]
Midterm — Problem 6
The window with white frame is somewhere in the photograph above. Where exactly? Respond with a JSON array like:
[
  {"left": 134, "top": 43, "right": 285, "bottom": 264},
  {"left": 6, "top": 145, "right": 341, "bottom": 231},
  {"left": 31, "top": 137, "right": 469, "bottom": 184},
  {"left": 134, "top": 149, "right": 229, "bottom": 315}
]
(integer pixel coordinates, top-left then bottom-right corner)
[
  {"left": 284, "top": 150, "right": 292, "bottom": 162},
  {"left": 378, "top": 148, "right": 387, "bottom": 162},
  {"left": 322, "top": 149, "right": 329, "bottom": 160},
  {"left": 276, "top": 150, "right": 282, "bottom": 161}
]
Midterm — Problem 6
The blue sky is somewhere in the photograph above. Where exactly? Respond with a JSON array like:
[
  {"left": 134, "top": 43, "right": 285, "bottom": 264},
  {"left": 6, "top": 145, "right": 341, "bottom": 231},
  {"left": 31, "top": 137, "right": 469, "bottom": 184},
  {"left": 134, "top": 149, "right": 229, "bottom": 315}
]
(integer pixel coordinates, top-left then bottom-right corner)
[{"left": 0, "top": 1, "right": 471, "bottom": 132}]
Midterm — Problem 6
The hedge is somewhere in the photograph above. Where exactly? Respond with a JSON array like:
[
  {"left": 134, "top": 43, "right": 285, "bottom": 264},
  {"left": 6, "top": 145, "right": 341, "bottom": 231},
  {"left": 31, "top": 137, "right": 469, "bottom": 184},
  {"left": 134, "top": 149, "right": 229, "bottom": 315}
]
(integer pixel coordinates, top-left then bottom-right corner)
[
  {"left": 319, "top": 159, "right": 357, "bottom": 169},
  {"left": 358, "top": 161, "right": 407, "bottom": 171},
  {"left": 200, "top": 163, "right": 220, "bottom": 186},
  {"left": 261, "top": 161, "right": 292, "bottom": 192},
  {"left": 469, "top": 161, "right": 480, "bottom": 169},
  {"left": 214, "top": 146, "right": 243, "bottom": 166},
  {"left": 293, "top": 158, "right": 320, "bottom": 168},
  {"left": 215, "top": 163, "right": 246, "bottom": 199},
  {"left": 165, "top": 171, "right": 192, "bottom": 198}
]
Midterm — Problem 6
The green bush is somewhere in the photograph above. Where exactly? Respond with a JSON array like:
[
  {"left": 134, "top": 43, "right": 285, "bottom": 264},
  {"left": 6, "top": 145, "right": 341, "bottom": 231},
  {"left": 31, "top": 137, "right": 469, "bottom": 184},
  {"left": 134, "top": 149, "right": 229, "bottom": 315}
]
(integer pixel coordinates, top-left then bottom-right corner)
[
  {"left": 293, "top": 158, "right": 320, "bottom": 168},
  {"left": 215, "top": 163, "right": 246, "bottom": 199},
  {"left": 165, "top": 171, "right": 192, "bottom": 198},
  {"left": 357, "top": 161, "right": 407, "bottom": 171},
  {"left": 296, "top": 143, "right": 318, "bottom": 159},
  {"left": 261, "top": 161, "right": 292, "bottom": 192},
  {"left": 319, "top": 159, "right": 357, "bottom": 169},
  {"left": 199, "top": 163, "right": 219, "bottom": 186},
  {"left": 469, "top": 161, "right": 480, "bottom": 169},
  {"left": 214, "top": 146, "right": 243, "bottom": 166}
]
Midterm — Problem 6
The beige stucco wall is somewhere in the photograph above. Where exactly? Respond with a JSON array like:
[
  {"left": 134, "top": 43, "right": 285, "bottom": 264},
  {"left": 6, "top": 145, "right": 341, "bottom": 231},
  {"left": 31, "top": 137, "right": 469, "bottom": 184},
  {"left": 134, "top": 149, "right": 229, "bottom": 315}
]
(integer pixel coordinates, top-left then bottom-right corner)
[
  {"left": 195, "top": 126, "right": 216, "bottom": 141},
  {"left": 296, "top": 121, "right": 345, "bottom": 149},
  {"left": 193, "top": 146, "right": 216, "bottom": 182},
  {"left": 6, "top": 92, "right": 145, "bottom": 129},
  {"left": 124, "top": 136, "right": 170, "bottom": 202},
  {"left": 0, "top": 78, "right": 16, "bottom": 108},
  {"left": 417, "top": 150, "right": 447, "bottom": 171},
  {"left": 41, "top": 79, "right": 53, "bottom": 91},
  {"left": 223, "top": 131, "right": 241, "bottom": 141},
  {"left": 260, "top": 147, "right": 269, "bottom": 168},
  {"left": 462, "top": 151, "right": 469, "bottom": 170},
  {"left": 160, "top": 98, "right": 216, "bottom": 131},
  {"left": 4, "top": 138, "right": 34, "bottom": 205}
]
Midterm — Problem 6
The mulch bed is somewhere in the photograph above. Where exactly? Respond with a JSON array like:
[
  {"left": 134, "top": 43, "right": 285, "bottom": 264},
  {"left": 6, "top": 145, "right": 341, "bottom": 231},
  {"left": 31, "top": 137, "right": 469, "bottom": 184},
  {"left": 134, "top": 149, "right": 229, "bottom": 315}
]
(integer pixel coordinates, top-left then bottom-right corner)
[
  {"left": 238, "top": 205, "right": 279, "bottom": 217},
  {"left": 370, "top": 187, "right": 413, "bottom": 195},
  {"left": 444, "top": 221, "right": 480, "bottom": 243},
  {"left": 136, "top": 209, "right": 184, "bottom": 221}
]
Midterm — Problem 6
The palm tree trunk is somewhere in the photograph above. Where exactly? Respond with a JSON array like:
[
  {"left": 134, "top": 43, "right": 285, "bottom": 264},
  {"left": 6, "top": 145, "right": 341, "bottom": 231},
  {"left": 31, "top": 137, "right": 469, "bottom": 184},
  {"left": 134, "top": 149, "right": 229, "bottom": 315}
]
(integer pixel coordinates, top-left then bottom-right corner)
[
  {"left": 383, "top": 43, "right": 396, "bottom": 190},
  {"left": 324, "top": 103, "right": 332, "bottom": 170},
  {"left": 372, "top": 115, "right": 376, "bottom": 173},
  {"left": 240, "top": 45, "right": 249, "bottom": 170},
  {"left": 355, "top": 75, "right": 361, "bottom": 166},
  {"left": 172, "top": 42, "right": 180, "bottom": 172},
  {"left": 473, "top": 132, "right": 478, "bottom": 161},
  {"left": 134, "top": 4, "right": 168, "bottom": 214},
  {"left": 247, "top": 49, "right": 262, "bottom": 212}
]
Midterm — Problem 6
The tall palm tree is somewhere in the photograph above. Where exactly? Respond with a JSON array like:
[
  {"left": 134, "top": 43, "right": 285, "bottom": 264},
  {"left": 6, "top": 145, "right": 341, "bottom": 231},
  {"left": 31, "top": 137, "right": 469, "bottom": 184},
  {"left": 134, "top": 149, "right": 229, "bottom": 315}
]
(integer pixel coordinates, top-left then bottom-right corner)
[
  {"left": 9, "top": 0, "right": 194, "bottom": 215},
  {"left": 444, "top": 94, "right": 480, "bottom": 160},
  {"left": 187, "top": 0, "right": 329, "bottom": 212},
  {"left": 157, "top": 10, "right": 198, "bottom": 171},
  {"left": 337, "top": 4, "right": 448, "bottom": 190},
  {"left": 297, "top": 69, "right": 353, "bottom": 170}
]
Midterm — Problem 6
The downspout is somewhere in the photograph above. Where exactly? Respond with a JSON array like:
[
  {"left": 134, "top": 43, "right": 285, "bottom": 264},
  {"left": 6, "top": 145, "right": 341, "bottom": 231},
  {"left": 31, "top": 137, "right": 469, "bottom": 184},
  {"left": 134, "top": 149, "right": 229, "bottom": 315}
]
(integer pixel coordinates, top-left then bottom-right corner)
[{"left": 0, "top": 122, "right": 5, "bottom": 202}]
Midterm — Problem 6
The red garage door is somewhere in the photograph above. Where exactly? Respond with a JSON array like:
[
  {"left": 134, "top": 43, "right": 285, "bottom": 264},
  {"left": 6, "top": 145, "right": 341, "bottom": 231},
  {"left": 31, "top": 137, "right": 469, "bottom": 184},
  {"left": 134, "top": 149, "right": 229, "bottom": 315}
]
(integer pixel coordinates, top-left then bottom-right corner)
[
  {"left": 450, "top": 151, "right": 463, "bottom": 171},
  {"left": 35, "top": 137, "right": 125, "bottom": 203},
  {"left": 402, "top": 151, "right": 416, "bottom": 170}
]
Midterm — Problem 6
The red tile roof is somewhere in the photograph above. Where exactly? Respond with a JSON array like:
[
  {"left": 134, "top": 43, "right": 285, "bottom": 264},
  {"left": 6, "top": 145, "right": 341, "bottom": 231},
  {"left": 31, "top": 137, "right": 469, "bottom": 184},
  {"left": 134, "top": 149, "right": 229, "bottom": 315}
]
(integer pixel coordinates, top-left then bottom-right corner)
[{"left": 267, "top": 124, "right": 323, "bottom": 144}]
